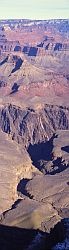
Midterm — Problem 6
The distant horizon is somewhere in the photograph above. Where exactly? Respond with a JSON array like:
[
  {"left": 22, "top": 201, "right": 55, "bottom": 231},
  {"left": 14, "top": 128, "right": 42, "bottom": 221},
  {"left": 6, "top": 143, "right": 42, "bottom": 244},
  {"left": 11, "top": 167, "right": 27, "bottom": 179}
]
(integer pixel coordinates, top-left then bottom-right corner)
[{"left": 0, "top": 18, "right": 69, "bottom": 21}]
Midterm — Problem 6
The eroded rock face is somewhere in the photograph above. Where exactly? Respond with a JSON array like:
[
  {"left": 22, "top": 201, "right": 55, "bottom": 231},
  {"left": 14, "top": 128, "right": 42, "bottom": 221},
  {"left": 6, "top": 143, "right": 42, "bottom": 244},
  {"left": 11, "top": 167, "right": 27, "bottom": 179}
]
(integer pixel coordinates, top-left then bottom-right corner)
[
  {"left": 0, "top": 129, "right": 35, "bottom": 214},
  {"left": 0, "top": 19, "right": 69, "bottom": 248},
  {"left": 0, "top": 104, "right": 69, "bottom": 148},
  {"left": 1, "top": 131, "right": 69, "bottom": 234}
]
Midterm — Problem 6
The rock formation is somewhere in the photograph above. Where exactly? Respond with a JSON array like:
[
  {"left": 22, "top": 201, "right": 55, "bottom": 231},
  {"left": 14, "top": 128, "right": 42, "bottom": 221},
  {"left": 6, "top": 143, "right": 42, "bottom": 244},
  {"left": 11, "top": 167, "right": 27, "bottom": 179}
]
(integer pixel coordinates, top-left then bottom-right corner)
[{"left": 0, "top": 19, "right": 69, "bottom": 249}]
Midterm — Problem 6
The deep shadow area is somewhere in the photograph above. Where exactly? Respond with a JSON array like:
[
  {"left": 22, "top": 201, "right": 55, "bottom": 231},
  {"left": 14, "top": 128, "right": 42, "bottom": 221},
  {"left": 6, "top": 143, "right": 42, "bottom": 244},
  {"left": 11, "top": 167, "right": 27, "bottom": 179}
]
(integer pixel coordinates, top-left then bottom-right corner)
[
  {"left": 0, "top": 56, "right": 8, "bottom": 66},
  {"left": 12, "top": 199, "right": 22, "bottom": 209},
  {"left": 54, "top": 43, "right": 62, "bottom": 51},
  {"left": 14, "top": 45, "right": 21, "bottom": 52},
  {"left": 23, "top": 46, "right": 29, "bottom": 54},
  {"left": 0, "top": 219, "right": 67, "bottom": 250},
  {"left": 28, "top": 47, "right": 38, "bottom": 56},
  {"left": 11, "top": 58, "right": 23, "bottom": 73},
  {"left": 28, "top": 136, "right": 54, "bottom": 171},
  {"left": 0, "top": 225, "right": 37, "bottom": 250},
  {"left": 61, "top": 145, "right": 69, "bottom": 153},
  {"left": 10, "top": 83, "right": 19, "bottom": 94},
  {"left": 17, "top": 178, "right": 33, "bottom": 198}
]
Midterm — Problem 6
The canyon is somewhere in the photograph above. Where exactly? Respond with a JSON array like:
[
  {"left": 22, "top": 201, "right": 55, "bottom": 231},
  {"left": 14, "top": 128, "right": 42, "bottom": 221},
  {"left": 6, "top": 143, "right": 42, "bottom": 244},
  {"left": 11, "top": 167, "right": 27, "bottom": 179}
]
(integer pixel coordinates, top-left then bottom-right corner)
[{"left": 0, "top": 19, "right": 69, "bottom": 249}]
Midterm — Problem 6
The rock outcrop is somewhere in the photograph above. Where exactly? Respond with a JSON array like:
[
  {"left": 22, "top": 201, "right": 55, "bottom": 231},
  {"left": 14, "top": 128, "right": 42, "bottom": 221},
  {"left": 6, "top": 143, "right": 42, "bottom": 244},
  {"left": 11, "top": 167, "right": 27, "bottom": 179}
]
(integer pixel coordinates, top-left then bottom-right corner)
[{"left": 0, "top": 104, "right": 69, "bottom": 148}]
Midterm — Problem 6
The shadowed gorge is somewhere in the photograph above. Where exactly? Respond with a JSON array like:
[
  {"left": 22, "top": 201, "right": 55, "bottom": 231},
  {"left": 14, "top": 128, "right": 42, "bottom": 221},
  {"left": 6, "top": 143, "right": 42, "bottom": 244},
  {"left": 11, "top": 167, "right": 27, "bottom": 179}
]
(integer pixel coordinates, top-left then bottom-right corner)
[
  {"left": 28, "top": 136, "right": 54, "bottom": 171},
  {"left": 0, "top": 219, "right": 67, "bottom": 250}
]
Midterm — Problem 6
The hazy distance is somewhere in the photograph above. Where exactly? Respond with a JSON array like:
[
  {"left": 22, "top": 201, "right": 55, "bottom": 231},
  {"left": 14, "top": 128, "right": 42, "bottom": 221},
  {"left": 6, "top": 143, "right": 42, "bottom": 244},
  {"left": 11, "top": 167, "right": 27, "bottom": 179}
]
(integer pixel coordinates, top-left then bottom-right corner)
[{"left": 0, "top": 0, "right": 69, "bottom": 20}]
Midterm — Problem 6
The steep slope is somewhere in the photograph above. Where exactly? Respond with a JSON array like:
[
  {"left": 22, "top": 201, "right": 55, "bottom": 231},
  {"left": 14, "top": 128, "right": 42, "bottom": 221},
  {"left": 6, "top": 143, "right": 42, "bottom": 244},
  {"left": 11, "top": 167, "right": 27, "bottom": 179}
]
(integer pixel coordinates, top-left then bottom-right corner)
[
  {"left": 0, "top": 129, "right": 37, "bottom": 214},
  {"left": 0, "top": 104, "right": 69, "bottom": 148}
]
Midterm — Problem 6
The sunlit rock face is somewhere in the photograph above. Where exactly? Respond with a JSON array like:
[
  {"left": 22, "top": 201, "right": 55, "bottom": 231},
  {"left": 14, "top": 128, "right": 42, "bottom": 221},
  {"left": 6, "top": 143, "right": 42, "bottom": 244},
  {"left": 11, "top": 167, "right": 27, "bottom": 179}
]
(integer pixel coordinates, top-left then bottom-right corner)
[{"left": 0, "top": 129, "right": 34, "bottom": 214}]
